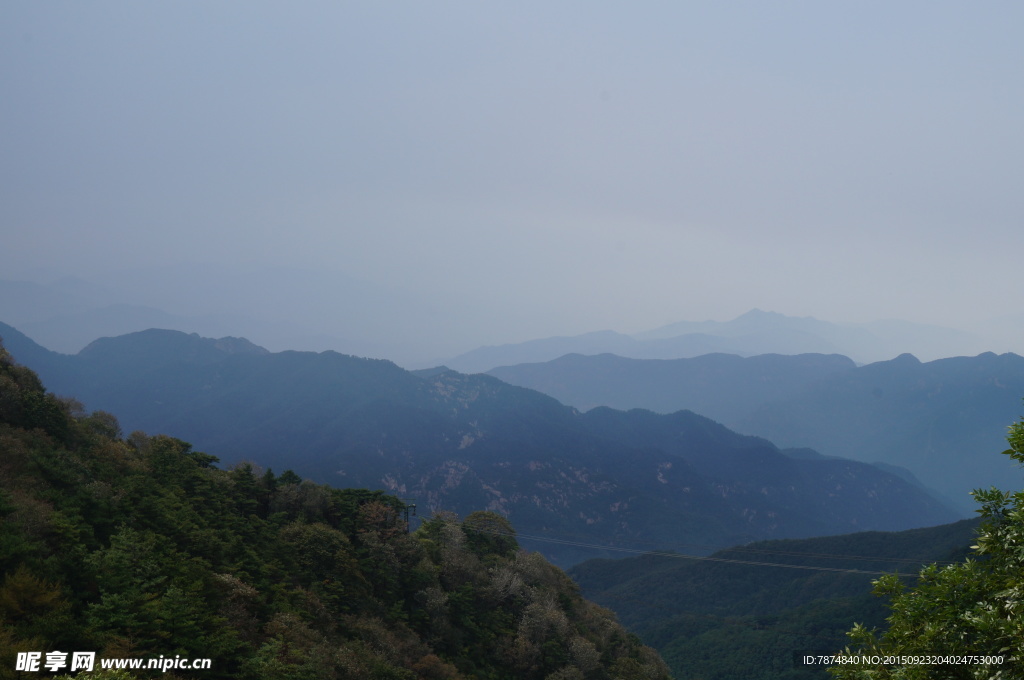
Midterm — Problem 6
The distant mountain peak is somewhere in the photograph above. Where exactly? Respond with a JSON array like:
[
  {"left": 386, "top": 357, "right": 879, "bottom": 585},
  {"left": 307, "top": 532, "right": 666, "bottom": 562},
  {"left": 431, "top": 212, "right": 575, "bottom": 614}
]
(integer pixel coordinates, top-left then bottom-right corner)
[
  {"left": 735, "top": 308, "right": 819, "bottom": 322},
  {"left": 737, "top": 308, "right": 780, "bottom": 318},
  {"left": 891, "top": 352, "right": 921, "bottom": 364},
  {"left": 411, "top": 365, "right": 453, "bottom": 378},
  {"left": 79, "top": 328, "right": 269, "bottom": 362},
  {"left": 211, "top": 335, "right": 270, "bottom": 356}
]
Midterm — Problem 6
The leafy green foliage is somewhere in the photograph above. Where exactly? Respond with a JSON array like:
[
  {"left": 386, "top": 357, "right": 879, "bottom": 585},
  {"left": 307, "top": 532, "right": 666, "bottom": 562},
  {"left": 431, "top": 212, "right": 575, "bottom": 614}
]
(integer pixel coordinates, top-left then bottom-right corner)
[
  {"left": 830, "top": 412, "right": 1024, "bottom": 679},
  {"left": 0, "top": 342, "right": 669, "bottom": 679}
]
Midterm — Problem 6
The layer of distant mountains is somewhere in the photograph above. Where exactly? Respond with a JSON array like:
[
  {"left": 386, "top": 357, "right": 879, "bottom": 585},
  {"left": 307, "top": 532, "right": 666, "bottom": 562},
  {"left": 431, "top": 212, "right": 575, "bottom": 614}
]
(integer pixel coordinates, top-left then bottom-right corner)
[
  {"left": 443, "top": 308, "right": 1004, "bottom": 373},
  {"left": 6, "top": 318, "right": 1017, "bottom": 568},
  {"left": 488, "top": 350, "right": 1024, "bottom": 514},
  {"left": 4, "top": 273, "right": 1024, "bottom": 366}
]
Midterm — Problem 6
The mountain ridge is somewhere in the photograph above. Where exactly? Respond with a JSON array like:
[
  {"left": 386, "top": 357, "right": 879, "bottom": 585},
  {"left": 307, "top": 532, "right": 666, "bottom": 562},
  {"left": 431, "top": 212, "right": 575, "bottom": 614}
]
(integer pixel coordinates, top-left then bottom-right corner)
[
  {"left": 486, "top": 349, "right": 1024, "bottom": 513},
  {"left": 0, "top": 321, "right": 960, "bottom": 567}
]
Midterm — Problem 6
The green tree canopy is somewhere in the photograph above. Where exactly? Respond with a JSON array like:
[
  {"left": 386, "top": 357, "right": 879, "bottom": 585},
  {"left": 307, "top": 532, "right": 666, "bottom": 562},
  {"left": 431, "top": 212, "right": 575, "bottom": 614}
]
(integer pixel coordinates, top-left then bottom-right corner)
[{"left": 831, "top": 411, "right": 1024, "bottom": 680}]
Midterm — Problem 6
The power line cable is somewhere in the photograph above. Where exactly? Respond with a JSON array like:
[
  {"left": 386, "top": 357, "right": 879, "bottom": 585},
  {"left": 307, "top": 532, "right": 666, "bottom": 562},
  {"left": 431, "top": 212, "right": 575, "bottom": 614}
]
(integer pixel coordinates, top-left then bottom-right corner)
[
  {"left": 442, "top": 511, "right": 973, "bottom": 566},
  {"left": 472, "top": 527, "right": 939, "bottom": 577}
]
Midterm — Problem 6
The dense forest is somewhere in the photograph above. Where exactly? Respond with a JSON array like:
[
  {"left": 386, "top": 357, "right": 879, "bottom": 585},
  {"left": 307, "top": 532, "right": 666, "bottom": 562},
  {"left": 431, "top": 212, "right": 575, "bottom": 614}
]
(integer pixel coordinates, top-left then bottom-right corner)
[{"left": 0, "top": 340, "right": 671, "bottom": 679}]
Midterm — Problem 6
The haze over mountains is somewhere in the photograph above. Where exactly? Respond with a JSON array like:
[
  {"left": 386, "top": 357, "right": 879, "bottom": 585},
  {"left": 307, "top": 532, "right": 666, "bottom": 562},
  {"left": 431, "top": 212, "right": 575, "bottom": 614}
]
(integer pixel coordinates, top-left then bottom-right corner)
[
  {"left": 4, "top": 272, "right": 1023, "bottom": 370},
  {"left": 445, "top": 309, "right": 1006, "bottom": 373},
  {"left": 0, "top": 321, "right": 959, "bottom": 567},
  {"left": 0, "top": 268, "right": 447, "bottom": 364}
]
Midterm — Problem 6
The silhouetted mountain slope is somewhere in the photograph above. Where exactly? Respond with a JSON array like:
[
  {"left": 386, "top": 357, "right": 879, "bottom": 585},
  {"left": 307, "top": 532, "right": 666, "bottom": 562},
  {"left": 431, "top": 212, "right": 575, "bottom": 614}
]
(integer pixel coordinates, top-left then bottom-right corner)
[
  {"left": 444, "top": 323, "right": 844, "bottom": 374},
  {"left": 444, "top": 309, "right": 989, "bottom": 372},
  {"left": 640, "top": 309, "right": 988, "bottom": 363},
  {"left": 444, "top": 330, "right": 642, "bottom": 374},
  {"left": 488, "top": 350, "right": 1024, "bottom": 514},
  {"left": 22, "top": 303, "right": 202, "bottom": 354},
  {"left": 0, "top": 320, "right": 74, "bottom": 380},
  {"left": 0, "top": 268, "right": 460, "bottom": 364},
  {"left": 2, "top": 324, "right": 960, "bottom": 567},
  {"left": 570, "top": 518, "right": 981, "bottom": 680},
  {"left": 638, "top": 309, "right": 848, "bottom": 340}
]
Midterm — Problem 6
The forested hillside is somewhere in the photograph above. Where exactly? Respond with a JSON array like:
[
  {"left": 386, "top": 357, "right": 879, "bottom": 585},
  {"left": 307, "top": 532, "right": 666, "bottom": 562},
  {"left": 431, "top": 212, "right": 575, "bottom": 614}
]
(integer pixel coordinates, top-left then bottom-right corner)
[
  {"left": 570, "top": 520, "right": 980, "bottom": 680},
  {"left": 0, "top": 340, "right": 671, "bottom": 679}
]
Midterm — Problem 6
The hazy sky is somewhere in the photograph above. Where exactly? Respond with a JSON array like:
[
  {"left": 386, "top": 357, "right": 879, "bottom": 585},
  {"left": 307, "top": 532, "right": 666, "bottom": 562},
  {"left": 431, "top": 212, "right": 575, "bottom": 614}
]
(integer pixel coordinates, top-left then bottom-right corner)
[{"left": 3, "top": 2, "right": 1023, "bottom": 357}]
